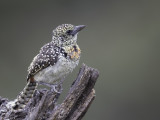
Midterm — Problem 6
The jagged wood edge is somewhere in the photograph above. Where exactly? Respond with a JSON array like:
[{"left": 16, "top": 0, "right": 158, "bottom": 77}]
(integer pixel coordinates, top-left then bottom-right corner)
[
  {"left": 66, "top": 67, "right": 99, "bottom": 120},
  {"left": 48, "top": 64, "right": 99, "bottom": 120}
]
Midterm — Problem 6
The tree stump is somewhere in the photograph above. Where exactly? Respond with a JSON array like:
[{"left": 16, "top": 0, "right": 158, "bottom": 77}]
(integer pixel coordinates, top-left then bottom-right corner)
[{"left": 0, "top": 64, "right": 99, "bottom": 120}]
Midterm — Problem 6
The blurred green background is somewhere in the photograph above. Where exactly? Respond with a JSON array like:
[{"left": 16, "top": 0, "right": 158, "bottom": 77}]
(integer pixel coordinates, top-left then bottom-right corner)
[{"left": 0, "top": 0, "right": 160, "bottom": 120}]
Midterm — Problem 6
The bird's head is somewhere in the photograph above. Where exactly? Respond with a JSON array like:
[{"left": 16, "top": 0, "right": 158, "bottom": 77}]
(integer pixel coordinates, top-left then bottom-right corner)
[{"left": 52, "top": 24, "right": 85, "bottom": 46}]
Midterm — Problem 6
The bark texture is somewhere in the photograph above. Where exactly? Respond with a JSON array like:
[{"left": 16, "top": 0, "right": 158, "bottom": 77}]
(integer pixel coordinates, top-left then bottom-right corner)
[{"left": 0, "top": 64, "right": 99, "bottom": 120}]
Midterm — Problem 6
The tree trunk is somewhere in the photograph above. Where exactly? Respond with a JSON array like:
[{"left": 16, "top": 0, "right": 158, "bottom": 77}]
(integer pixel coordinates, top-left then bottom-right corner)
[{"left": 0, "top": 64, "right": 99, "bottom": 120}]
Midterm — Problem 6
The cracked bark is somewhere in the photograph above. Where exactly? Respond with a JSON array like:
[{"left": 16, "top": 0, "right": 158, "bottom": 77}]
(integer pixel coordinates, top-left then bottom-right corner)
[{"left": 0, "top": 64, "right": 99, "bottom": 120}]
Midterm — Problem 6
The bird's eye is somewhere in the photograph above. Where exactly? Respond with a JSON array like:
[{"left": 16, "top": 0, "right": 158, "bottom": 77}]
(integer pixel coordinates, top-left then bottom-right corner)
[{"left": 66, "top": 30, "right": 72, "bottom": 35}]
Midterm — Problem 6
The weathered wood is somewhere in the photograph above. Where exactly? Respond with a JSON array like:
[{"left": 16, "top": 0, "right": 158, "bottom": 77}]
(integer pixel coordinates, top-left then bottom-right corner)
[{"left": 0, "top": 64, "right": 99, "bottom": 120}]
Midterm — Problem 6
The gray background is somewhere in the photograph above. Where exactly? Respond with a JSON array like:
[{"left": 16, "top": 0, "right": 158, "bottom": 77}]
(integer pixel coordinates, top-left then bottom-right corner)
[{"left": 0, "top": 0, "right": 160, "bottom": 120}]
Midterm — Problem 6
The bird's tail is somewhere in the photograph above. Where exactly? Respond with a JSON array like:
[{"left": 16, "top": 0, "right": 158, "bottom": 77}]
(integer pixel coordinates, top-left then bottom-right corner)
[{"left": 12, "top": 80, "right": 38, "bottom": 111}]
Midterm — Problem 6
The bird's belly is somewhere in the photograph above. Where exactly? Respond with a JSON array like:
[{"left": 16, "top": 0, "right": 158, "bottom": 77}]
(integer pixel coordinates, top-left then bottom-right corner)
[{"left": 34, "top": 57, "right": 79, "bottom": 84}]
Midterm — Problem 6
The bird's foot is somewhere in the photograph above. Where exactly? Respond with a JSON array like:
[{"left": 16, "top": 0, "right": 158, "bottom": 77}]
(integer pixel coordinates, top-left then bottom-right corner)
[{"left": 38, "top": 81, "right": 61, "bottom": 94}]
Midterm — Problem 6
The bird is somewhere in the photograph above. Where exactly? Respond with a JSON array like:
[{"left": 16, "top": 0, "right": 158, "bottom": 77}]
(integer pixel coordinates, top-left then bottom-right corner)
[{"left": 12, "top": 24, "right": 86, "bottom": 111}]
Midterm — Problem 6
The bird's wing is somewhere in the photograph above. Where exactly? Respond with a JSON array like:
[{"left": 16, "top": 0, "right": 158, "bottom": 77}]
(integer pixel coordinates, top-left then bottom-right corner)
[{"left": 27, "top": 42, "right": 60, "bottom": 80}]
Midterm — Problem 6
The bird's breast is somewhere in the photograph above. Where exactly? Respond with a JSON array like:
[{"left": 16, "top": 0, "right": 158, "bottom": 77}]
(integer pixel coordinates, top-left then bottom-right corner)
[
  {"left": 64, "top": 44, "right": 81, "bottom": 61},
  {"left": 34, "top": 56, "right": 79, "bottom": 84}
]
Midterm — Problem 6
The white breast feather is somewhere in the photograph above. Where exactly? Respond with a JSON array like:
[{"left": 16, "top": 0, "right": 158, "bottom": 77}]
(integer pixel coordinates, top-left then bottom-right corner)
[{"left": 34, "top": 56, "right": 79, "bottom": 84}]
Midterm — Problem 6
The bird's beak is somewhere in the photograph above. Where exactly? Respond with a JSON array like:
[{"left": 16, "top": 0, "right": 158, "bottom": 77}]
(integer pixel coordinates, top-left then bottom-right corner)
[{"left": 71, "top": 25, "right": 86, "bottom": 35}]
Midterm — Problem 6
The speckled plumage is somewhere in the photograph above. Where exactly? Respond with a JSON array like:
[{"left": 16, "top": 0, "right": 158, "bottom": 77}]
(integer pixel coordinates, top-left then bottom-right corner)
[
  {"left": 12, "top": 24, "right": 85, "bottom": 111},
  {"left": 27, "top": 42, "right": 60, "bottom": 80}
]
